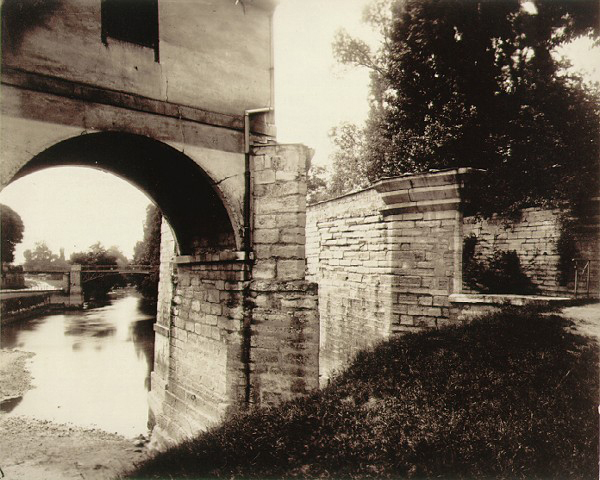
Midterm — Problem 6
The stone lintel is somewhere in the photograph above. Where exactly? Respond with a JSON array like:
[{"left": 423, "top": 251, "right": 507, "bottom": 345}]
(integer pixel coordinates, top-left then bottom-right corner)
[
  {"left": 374, "top": 168, "right": 474, "bottom": 216},
  {"left": 176, "top": 251, "right": 253, "bottom": 265}
]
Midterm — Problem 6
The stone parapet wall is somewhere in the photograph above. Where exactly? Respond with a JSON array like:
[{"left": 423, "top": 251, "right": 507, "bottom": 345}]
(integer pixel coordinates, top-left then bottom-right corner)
[
  {"left": 1, "top": 269, "right": 25, "bottom": 289},
  {"left": 463, "top": 208, "right": 564, "bottom": 295},
  {"left": 0, "top": 291, "right": 52, "bottom": 325},
  {"left": 307, "top": 169, "right": 471, "bottom": 384},
  {"left": 385, "top": 209, "right": 459, "bottom": 332},
  {"left": 307, "top": 188, "right": 390, "bottom": 384}
]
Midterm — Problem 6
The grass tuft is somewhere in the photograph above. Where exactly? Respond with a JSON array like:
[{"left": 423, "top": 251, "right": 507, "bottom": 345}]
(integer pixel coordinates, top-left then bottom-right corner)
[{"left": 126, "top": 311, "right": 598, "bottom": 479}]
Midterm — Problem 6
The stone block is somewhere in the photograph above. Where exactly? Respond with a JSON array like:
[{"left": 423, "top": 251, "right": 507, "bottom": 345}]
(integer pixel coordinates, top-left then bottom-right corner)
[
  {"left": 277, "top": 259, "right": 306, "bottom": 280},
  {"left": 254, "top": 170, "right": 276, "bottom": 184},
  {"left": 271, "top": 245, "right": 305, "bottom": 258},
  {"left": 253, "top": 261, "right": 277, "bottom": 280}
]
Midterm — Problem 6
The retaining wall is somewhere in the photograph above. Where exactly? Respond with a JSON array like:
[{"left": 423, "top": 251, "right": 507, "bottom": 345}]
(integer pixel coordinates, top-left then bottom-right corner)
[
  {"left": 307, "top": 170, "right": 599, "bottom": 384},
  {"left": 1, "top": 291, "right": 52, "bottom": 324},
  {"left": 307, "top": 169, "right": 469, "bottom": 384},
  {"left": 463, "top": 202, "right": 599, "bottom": 298}
]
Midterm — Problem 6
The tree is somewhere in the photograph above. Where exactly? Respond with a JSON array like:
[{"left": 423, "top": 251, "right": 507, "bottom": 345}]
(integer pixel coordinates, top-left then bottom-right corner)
[
  {"left": 71, "top": 242, "right": 126, "bottom": 300},
  {"left": 307, "top": 164, "right": 329, "bottom": 204},
  {"left": 1, "top": 203, "right": 24, "bottom": 263},
  {"left": 307, "top": 124, "right": 371, "bottom": 203},
  {"left": 108, "top": 245, "right": 129, "bottom": 268},
  {"left": 328, "top": 122, "right": 370, "bottom": 198},
  {"left": 23, "top": 241, "right": 69, "bottom": 270},
  {"left": 132, "top": 204, "right": 162, "bottom": 302},
  {"left": 334, "top": 0, "right": 600, "bottom": 215}
]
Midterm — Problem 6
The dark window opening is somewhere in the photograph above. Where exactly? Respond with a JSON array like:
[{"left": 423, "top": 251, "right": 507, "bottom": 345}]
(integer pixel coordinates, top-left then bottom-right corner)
[{"left": 101, "top": 0, "right": 159, "bottom": 62}]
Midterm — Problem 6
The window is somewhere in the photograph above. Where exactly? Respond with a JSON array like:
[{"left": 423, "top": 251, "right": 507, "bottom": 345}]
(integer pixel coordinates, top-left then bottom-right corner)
[{"left": 101, "top": 0, "right": 159, "bottom": 61}]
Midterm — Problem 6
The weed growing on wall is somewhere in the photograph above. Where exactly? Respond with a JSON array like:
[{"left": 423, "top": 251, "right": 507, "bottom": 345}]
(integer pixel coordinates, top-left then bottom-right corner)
[
  {"left": 557, "top": 214, "right": 580, "bottom": 287},
  {"left": 463, "top": 234, "right": 539, "bottom": 294}
]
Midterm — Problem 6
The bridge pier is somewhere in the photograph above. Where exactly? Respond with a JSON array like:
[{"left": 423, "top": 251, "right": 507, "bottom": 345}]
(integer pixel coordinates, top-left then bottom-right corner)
[
  {"left": 149, "top": 144, "right": 319, "bottom": 448},
  {"left": 67, "top": 265, "right": 84, "bottom": 308}
]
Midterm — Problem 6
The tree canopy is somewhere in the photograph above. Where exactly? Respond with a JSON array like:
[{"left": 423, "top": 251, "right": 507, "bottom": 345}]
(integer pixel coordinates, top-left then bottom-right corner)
[
  {"left": 1, "top": 203, "right": 24, "bottom": 263},
  {"left": 23, "top": 241, "right": 69, "bottom": 270},
  {"left": 333, "top": 0, "right": 599, "bottom": 215},
  {"left": 132, "top": 204, "right": 162, "bottom": 302}
]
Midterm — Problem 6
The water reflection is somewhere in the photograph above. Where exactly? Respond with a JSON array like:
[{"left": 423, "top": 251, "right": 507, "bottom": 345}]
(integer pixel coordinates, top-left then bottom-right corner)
[{"left": 0, "top": 290, "right": 155, "bottom": 437}]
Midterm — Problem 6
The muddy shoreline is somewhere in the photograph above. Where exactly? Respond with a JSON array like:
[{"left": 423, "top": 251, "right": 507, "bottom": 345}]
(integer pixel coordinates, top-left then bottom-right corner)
[{"left": 0, "top": 349, "right": 150, "bottom": 480}]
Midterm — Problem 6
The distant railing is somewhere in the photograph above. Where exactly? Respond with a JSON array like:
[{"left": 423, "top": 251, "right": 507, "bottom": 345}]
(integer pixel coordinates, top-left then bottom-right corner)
[
  {"left": 81, "top": 264, "right": 153, "bottom": 274},
  {"left": 573, "top": 259, "right": 594, "bottom": 299},
  {"left": 23, "top": 265, "right": 153, "bottom": 274}
]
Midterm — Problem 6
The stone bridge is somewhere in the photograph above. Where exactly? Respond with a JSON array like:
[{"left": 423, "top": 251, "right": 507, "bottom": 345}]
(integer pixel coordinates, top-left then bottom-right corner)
[
  {"left": 4, "top": 0, "right": 594, "bottom": 450},
  {"left": 1, "top": 0, "right": 318, "bottom": 446}
]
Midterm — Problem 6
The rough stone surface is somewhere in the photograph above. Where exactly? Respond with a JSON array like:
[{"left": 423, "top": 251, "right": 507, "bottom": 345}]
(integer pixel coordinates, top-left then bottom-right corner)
[
  {"left": 2, "top": 0, "right": 322, "bottom": 451},
  {"left": 150, "top": 145, "right": 319, "bottom": 448},
  {"left": 307, "top": 171, "right": 466, "bottom": 385},
  {"left": 463, "top": 204, "right": 599, "bottom": 298}
]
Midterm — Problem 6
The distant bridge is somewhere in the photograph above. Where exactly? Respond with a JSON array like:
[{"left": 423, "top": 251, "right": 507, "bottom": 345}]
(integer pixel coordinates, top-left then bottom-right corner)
[
  {"left": 23, "top": 265, "right": 154, "bottom": 289},
  {"left": 24, "top": 264, "right": 154, "bottom": 275}
]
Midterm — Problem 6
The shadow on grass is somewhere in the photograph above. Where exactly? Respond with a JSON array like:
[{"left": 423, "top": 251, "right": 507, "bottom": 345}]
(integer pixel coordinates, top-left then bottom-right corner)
[{"left": 126, "top": 309, "right": 599, "bottom": 479}]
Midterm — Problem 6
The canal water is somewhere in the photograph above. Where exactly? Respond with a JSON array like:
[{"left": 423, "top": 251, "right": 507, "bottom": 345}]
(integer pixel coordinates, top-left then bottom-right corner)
[{"left": 1, "top": 289, "right": 155, "bottom": 438}]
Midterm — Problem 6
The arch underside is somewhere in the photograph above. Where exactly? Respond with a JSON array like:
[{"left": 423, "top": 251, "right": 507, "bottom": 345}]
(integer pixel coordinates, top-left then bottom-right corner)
[{"left": 12, "top": 132, "right": 238, "bottom": 254}]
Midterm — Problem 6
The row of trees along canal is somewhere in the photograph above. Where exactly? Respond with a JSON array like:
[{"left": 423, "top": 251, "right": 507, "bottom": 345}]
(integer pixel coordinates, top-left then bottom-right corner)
[{"left": 1, "top": 203, "right": 162, "bottom": 304}]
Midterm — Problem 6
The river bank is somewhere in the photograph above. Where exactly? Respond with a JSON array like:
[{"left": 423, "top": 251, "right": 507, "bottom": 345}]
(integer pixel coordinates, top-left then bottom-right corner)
[
  {"left": 0, "top": 289, "right": 156, "bottom": 480},
  {"left": 0, "top": 348, "right": 151, "bottom": 480}
]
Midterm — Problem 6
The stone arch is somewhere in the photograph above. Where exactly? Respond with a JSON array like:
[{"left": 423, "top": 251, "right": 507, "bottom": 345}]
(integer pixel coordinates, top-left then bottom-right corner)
[{"left": 7, "top": 131, "right": 239, "bottom": 254}]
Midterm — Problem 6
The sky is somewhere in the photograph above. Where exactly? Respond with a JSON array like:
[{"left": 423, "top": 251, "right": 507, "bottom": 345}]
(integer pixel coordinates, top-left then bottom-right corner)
[{"left": 0, "top": 0, "right": 598, "bottom": 264}]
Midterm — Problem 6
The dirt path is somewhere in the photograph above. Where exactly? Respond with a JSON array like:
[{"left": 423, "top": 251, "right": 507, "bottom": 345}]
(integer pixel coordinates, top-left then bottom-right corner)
[
  {"left": 559, "top": 302, "right": 600, "bottom": 344},
  {"left": 0, "top": 349, "right": 150, "bottom": 480}
]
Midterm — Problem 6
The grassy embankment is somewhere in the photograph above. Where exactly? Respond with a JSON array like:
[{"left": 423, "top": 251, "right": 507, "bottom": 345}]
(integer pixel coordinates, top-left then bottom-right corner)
[{"left": 127, "top": 310, "right": 598, "bottom": 479}]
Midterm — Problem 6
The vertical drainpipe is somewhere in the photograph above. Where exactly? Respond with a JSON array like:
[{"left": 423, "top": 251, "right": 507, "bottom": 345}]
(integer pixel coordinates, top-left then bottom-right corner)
[{"left": 242, "top": 107, "right": 273, "bottom": 405}]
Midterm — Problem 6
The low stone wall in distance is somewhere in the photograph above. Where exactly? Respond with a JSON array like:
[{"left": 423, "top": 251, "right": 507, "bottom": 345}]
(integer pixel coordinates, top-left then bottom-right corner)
[
  {"left": 1, "top": 272, "right": 25, "bottom": 289},
  {"left": 1, "top": 291, "right": 52, "bottom": 325},
  {"left": 463, "top": 201, "right": 599, "bottom": 298}
]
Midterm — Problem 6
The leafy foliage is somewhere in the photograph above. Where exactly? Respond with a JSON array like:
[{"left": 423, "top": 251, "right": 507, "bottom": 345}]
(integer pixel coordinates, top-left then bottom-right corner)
[
  {"left": 334, "top": 0, "right": 600, "bottom": 215},
  {"left": 306, "top": 164, "right": 329, "bottom": 204},
  {"left": 328, "top": 122, "right": 370, "bottom": 198},
  {"left": 0, "top": 203, "right": 24, "bottom": 264},
  {"left": 23, "top": 241, "right": 69, "bottom": 271},
  {"left": 463, "top": 235, "right": 539, "bottom": 294},
  {"left": 306, "top": 124, "right": 371, "bottom": 202},
  {"left": 132, "top": 204, "right": 162, "bottom": 302},
  {"left": 71, "top": 242, "right": 126, "bottom": 300},
  {"left": 127, "top": 311, "right": 597, "bottom": 479}
]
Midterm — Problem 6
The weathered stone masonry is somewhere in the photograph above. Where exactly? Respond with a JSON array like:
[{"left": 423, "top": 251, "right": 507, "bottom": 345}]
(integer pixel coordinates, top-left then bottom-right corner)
[
  {"left": 464, "top": 202, "right": 599, "bottom": 297},
  {"left": 249, "top": 145, "right": 320, "bottom": 405},
  {"left": 1, "top": 0, "right": 322, "bottom": 448},
  {"left": 307, "top": 169, "right": 470, "bottom": 384},
  {"left": 307, "top": 169, "right": 599, "bottom": 385},
  {"left": 151, "top": 144, "right": 319, "bottom": 446}
]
